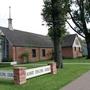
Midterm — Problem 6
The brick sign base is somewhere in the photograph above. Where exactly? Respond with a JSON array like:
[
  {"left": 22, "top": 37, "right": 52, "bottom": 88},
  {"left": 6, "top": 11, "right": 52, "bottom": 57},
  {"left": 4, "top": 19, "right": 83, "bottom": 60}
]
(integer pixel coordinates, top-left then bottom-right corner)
[
  {"left": 50, "top": 62, "right": 57, "bottom": 74},
  {"left": 14, "top": 67, "right": 26, "bottom": 85}
]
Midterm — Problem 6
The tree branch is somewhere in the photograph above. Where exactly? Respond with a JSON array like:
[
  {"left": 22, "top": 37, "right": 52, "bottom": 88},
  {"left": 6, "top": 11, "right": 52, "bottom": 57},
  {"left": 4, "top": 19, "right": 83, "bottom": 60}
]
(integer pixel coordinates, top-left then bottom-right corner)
[
  {"left": 76, "top": 0, "right": 80, "bottom": 6},
  {"left": 66, "top": 20, "right": 85, "bottom": 38},
  {"left": 79, "top": 0, "right": 88, "bottom": 34},
  {"left": 68, "top": 12, "right": 84, "bottom": 32}
]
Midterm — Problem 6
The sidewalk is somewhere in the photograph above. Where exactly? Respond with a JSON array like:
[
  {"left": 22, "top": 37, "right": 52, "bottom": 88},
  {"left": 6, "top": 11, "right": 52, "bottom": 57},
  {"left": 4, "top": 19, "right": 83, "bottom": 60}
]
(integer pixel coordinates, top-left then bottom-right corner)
[{"left": 61, "top": 71, "right": 90, "bottom": 90}]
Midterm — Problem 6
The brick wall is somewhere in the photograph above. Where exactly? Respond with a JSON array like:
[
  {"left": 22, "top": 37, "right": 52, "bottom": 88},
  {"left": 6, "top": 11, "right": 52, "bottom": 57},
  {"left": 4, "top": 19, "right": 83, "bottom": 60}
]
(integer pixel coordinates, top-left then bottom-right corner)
[
  {"left": 12, "top": 47, "right": 53, "bottom": 63},
  {"left": 62, "top": 47, "right": 82, "bottom": 58},
  {"left": 73, "top": 47, "right": 82, "bottom": 58},
  {"left": 40, "top": 48, "right": 52, "bottom": 60},
  {"left": 11, "top": 46, "right": 82, "bottom": 62},
  {"left": 62, "top": 47, "right": 73, "bottom": 58}
]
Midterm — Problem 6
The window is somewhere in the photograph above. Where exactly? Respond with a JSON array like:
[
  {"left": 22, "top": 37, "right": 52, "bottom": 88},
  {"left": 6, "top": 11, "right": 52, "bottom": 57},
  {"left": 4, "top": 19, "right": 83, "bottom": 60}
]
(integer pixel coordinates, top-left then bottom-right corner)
[
  {"left": 79, "top": 47, "right": 81, "bottom": 52},
  {"left": 74, "top": 47, "right": 76, "bottom": 51},
  {"left": 42, "top": 49, "right": 45, "bottom": 57},
  {"left": 32, "top": 49, "right": 36, "bottom": 57}
]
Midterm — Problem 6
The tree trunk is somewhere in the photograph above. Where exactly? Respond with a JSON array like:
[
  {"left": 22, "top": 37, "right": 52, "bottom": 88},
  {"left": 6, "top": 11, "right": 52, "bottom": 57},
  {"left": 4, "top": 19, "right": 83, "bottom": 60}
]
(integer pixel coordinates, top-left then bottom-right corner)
[
  {"left": 85, "top": 34, "right": 90, "bottom": 59},
  {"left": 86, "top": 42, "right": 90, "bottom": 59},
  {"left": 53, "top": 37, "right": 63, "bottom": 68}
]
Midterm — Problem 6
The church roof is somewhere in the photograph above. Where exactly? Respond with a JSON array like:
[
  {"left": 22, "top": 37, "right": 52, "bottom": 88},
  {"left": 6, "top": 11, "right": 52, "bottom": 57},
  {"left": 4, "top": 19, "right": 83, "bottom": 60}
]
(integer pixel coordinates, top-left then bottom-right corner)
[
  {"left": 0, "top": 26, "right": 77, "bottom": 48},
  {"left": 62, "top": 34, "right": 77, "bottom": 47}
]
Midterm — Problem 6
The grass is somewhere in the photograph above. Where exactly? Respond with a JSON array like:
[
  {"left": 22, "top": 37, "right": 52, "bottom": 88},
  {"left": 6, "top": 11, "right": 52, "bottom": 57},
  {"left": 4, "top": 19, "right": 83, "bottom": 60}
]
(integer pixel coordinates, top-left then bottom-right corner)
[
  {"left": 63, "top": 57, "right": 90, "bottom": 63},
  {"left": 0, "top": 60, "right": 53, "bottom": 70},
  {"left": 0, "top": 64, "right": 12, "bottom": 70},
  {"left": 0, "top": 58, "right": 90, "bottom": 90},
  {"left": 0, "top": 57, "right": 89, "bottom": 70},
  {"left": 0, "top": 63, "right": 90, "bottom": 90}
]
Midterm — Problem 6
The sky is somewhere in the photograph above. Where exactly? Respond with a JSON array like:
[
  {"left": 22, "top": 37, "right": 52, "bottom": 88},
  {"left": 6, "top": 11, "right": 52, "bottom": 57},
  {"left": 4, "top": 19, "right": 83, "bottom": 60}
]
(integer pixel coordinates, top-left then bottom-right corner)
[{"left": 0, "top": 0, "right": 75, "bottom": 35}]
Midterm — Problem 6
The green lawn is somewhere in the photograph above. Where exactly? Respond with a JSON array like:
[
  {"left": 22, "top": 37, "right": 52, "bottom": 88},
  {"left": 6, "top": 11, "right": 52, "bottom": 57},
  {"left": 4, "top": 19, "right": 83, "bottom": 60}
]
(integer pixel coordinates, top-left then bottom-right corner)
[
  {"left": 0, "top": 60, "right": 52, "bottom": 70},
  {"left": 0, "top": 57, "right": 90, "bottom": 70},
  {"left": 0, "top": 62, "right": 90, "bottom": 90},
  {"left": 64, "top": 57, "right": 90, "bottom": 63},
  {"left": 58, "top": 57, "right": 89, "bottom": 63},
  {"left": 0, "top": 64, "right": 12, "bottom": 70}
]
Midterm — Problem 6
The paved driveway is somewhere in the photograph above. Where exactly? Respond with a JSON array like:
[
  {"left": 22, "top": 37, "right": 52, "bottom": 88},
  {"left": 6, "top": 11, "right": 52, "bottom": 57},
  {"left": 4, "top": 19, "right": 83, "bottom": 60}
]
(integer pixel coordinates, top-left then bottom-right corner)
[{"left": 61, "top": 71, "right": 90, "bottom": 90}]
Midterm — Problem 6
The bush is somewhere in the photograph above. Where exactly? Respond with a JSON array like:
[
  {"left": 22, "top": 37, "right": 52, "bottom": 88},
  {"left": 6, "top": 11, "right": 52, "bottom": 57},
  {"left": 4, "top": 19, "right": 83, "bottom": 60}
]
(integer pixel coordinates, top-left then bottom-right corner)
[{"left": 21, "top": 52, "right": 29, "bottom": 63}]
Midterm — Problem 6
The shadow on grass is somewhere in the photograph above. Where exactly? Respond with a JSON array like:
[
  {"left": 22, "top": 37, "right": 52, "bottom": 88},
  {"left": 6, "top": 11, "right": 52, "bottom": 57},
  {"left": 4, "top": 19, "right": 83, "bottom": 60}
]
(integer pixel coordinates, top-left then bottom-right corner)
[{"left": 0, "top": 79, "right": 14, "bottom": 85}]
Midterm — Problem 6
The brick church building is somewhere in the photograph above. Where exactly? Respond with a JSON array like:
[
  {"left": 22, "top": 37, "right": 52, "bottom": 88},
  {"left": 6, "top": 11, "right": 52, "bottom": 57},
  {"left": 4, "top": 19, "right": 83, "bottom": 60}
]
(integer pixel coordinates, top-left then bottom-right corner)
[{"left": 0, "top": 7, "right": 82, "bottom": 63}]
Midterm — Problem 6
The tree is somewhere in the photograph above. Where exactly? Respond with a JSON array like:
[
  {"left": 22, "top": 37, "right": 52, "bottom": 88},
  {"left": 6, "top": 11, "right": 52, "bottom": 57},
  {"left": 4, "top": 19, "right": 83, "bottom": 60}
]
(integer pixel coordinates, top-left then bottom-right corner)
[
  {"left": 42, "top": 0, "right": 68, "bottom": 68},
  {"left": 66, "top": 0, "right": 90, "bottom": 58}
]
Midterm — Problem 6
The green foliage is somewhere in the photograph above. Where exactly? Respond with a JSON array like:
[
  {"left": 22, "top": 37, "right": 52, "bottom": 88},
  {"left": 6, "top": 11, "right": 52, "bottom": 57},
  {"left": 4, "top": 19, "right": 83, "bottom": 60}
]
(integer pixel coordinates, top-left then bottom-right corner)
[
  {"left": 42, "top": 0, "right": 69, "bottom": 68},
  {"left": 42, "top": 0, "right": 69, "bottom": 39},
  {"left": 21, "top": 52, "right": 29, "bottom": 63},
  {"left": 21, "top": 52, "right": 29, "bottom": 58}
]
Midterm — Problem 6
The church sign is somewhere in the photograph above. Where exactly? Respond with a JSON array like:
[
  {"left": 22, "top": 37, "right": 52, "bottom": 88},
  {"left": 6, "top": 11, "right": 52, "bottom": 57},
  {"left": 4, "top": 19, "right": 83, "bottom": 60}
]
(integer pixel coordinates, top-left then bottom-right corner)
[
  {"left": 0, "top": 71, "right": 13, "bottom": 79},
  {"left": 26, "top": 65, "right": 51, "bottom": 79},
  {"left": 0, "top": 63, "right": 57, "bottom": 85},
  {"left": 0, "top": 65, "right": 52, "bottom": 79}
]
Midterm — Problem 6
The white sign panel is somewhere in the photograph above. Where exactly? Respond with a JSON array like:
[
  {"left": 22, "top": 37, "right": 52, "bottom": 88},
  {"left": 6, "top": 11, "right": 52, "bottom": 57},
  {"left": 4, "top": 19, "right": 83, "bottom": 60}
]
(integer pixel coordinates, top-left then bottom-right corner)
[
  {"left": 0, "top": 71, "right": 13, "bottom": 79},
  {"left": 26, "top": 65, "right": 51, "bottom": 79}
]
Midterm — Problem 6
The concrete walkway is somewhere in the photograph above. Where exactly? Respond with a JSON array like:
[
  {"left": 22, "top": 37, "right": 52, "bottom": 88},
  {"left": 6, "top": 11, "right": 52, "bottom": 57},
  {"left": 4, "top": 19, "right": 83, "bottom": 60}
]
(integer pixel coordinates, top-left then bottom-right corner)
[{"left": 61, "top": 71, "right": 90, "bottom": 90}]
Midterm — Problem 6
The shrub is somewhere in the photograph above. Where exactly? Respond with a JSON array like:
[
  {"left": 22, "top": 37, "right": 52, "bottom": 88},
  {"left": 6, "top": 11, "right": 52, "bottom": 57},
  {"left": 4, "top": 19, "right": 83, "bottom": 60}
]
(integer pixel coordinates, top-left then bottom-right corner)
[{"left": 21, "top": 52, "right": 29, "bottom": 63}]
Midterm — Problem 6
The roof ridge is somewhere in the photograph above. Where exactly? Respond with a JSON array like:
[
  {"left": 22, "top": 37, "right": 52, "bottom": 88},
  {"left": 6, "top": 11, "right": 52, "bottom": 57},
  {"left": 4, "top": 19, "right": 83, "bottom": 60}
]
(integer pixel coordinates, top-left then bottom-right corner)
[
  {"left": 0, "top": 26, "right": 47, "bottom": 37},
  {"left": 14, "top": 29, "right": 47, "bottom": 37}
]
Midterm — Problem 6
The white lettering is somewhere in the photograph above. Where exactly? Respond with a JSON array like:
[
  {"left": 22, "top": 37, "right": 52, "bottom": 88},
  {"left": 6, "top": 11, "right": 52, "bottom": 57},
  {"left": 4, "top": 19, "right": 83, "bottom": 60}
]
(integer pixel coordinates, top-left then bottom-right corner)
[
  {"left": 26, "top": 65, "right": 51, "bottom": 79},
  {"left": 0, "top": 71, "right": 13, "bottom": 79}
]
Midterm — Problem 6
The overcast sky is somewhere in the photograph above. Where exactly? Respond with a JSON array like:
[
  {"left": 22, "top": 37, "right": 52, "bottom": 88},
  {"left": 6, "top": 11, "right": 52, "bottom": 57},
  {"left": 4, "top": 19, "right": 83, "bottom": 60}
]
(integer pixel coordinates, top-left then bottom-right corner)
[{"left": 0, "top": 0, "right": 75, "bottom": 35}]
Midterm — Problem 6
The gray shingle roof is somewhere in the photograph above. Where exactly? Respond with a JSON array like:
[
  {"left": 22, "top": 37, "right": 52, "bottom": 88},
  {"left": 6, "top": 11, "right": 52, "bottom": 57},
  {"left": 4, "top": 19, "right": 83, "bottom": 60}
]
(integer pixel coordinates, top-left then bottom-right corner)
[
  {"left": 62, "top": 34, "right": 77, "bottom": 47},
  {"left": 0, "top": 26, "right": 77, "bottom": 48}
]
